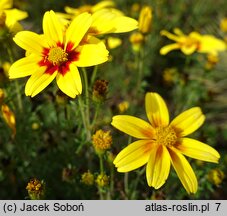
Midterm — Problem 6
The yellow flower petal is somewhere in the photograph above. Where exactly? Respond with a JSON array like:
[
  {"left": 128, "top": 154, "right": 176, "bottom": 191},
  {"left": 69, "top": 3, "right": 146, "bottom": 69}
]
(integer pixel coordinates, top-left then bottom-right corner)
[
  {"left": 160, "top": 43, "right": 181, "bottom": 55},
  {"left": 75, "top": 40, "right": 109, "bottom": 67},
  {"left": 145, "top": 92, "right": 169, "bottom": 127},
  {"left": 170, "top": 107, "right": 205, "bottom": 137},
  {"left": 25, "top": 68, "right": 57, "bottom": 97},
  {"left": 176, "top": 138, "right": 220, "bottom": 163},
  {"left": 92, "top": 0, "right": 115, "bottom": 12},
  {"left": 111, "top": 115, "right": 155, "bottom": 139},
  {"left": 13, "top": 31, "right": 47, "bottom": 55},
  {"left": 65, "top": 12, "right": 92, "bottom": 50},
  {"left": 173, "top": 28, "right": 184, "bottom": 36},
  {"left": 56, "top": 64, "right": 82, "bottom": 98},
  {"left": 160, "top": 30, "right": 181, "bottom": 42},
  {"left": 90, "top": 9, "right": 116, "bottom": 34},
  {"left": 91, "top": 9, "right": 138, "bottom": 34},
  {"left": 169, "top": 148, "right": 198, "bottom": 194},
  {"left": 0, "top": 0, "right": 12, "bottom": 9},
  {"left": 9, "top": 55, "right": 41, "bottom": 78},
  {"left": 110, "top": 16, "right": 138, "bottom": 33},
  {"left": 4, "top": 8, "right": 28, "bottom": 27},
  {"left": 114, "top": 140, "right": 153, "bottom": 172},
  {"left": 199, "top": 35, "right": 226, "bottom": 54},
  {"left": 146, "top": 145, "right": 171, "bottom": 189},
  {"left": 43, "top": 10, "right": 64, "bottom": 46},
  {"left": 181, "top": 44, "right": 197, "bottom": 55}
]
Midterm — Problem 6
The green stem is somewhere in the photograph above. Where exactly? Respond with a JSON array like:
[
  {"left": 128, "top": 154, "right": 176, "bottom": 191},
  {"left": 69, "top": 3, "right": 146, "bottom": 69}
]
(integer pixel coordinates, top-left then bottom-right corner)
[
  {"left": 99, "top": 153, "right": 104, "bottom": 174},
  {"left": 135, "top": 46, "right": 144, "bottom": 95},
  {"left": 6, "top": 45, "right": 23, "bottom": 112},
  {"left": 124, "top": 172, "right": 129, "bottom": 199},
  {"left": 130, "top": 167, "right": 145, "bottom": 199},
  {"left": 91, "top": 103, "right": 100, "bottom": 131},
  {"left": 98, "top": 153, "right": 105, "bottom": 199},
  {"left": 108, "top": 164, "right": 114, "bottom": 199},
  {"left": 91, "top": 65, "right": 98, "bottom": 85},
  {"left": 81, "top": 68, "right": 91, "bottom": 141}
]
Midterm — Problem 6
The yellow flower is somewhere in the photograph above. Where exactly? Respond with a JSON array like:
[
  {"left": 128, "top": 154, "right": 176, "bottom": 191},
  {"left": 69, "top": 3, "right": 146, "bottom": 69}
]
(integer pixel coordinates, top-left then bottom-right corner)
[
  {"left": 205, "top": 53, "right": 219, "bottom": 70},
  {"left": 57, "top": 6, "right": 138, "bottom": 37},
  {"left": 220, "top": 18, "right": 227, "bottom": 32},
  {"left": 138, "top": 6, "right": 152, "bottom": 34},
  {"left": 117, "top": 101, "right": 129, "bottom": 113},
  {"left": 92, "top": 129, "right": 112, "bottom": 154},
  {"left": 207, "top": 169, "right": 225, "bottom": 186},
  {"left": 160, "top": 28, "right": 226, "bottom": 55},
  {"left": 1, "top": 103, "right": 16, "bottom": 137},
  {"left": 112, "top": 92, "right": 220, "bottom": 194},
  {"left": 0, "top": 0, "right": 28, "bottom": 32},
  {"left": 9, "top": 10, "right": 109, "bottom": 98}
]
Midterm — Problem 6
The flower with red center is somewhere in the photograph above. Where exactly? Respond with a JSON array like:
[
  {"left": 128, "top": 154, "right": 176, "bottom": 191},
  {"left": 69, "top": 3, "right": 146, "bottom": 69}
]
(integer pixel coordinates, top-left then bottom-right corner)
[{"left": 9, "top": 10, "right": 109, "bottom": 98}]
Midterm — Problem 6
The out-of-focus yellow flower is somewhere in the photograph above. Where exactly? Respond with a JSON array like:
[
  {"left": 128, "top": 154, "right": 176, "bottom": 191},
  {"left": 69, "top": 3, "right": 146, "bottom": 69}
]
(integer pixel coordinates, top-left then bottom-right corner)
[
  {"left": 31, "top": 122, "right": 40, "bottom": 130},
  {"left": 0, "top": 0, "right": 28, "bottom": 33},
  {"left": 207, "top": 168, "right": 225, "bottom": 186},
  {"left": 92, "top": 129, "right": 112, "bottom": 154},
  {"left": 0, "top": 88, "right": 4, "bottom": 105},
  {"left": 81, "top": 170, "right": 94, "bottom": 186},
  {"left": 64, "top": 1, "right": 117, "bottom": 17},
  {"left": 129, "top": 32, "right": 144, "bottom": 52},
  {"left": 106, "top": 36, "right": 122, "bottom": 49},
  {"left": 220, "top": 18, "right": 227, "bottom": 32},
  {"left": 9, "top": 11, "right": 109, "bottom": 98},
  {"left": 2, "top": 61, "right": 10, "bottom": 77},
  {"left": 205, "top": 53, "right": 219, "bottom": 70},
  {"left": 88, "top": 9, "right": 138, "bottom": 36},
  {"left": 138, "top": 6, "right": 152, "bottom": 34},
  {"left": 26, "top": 178, "right": 45, "bottom": 200},
  {"left": 131, "top": 3, "right": 140, "bottom": 14},
  {"left": 160, "top": 28, "right": 226, "bottom": 55},
  {"left": 162, "top": 67, "right": 178, "bottom": 85},
  {"left": 112, "top": 92, "right": 220, "bottom": 194},
  {"left": 117, "top": 101, "right": 129, "bottom": 113},
  {"left": 96, "top": 173, "right": 109, "bottom": 187},
  {"left": 1, "top": 104, "right": 16, "bottom": 137},
  {"left": 57, "top": 6, "right": 138, "bottom": 37}
]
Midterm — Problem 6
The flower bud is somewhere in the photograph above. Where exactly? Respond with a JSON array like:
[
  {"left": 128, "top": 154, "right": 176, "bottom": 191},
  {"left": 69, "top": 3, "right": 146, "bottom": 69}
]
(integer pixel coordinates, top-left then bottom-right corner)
[
  {"left": 92, "top": 79, "right": 108, "bottom": 103},
  {"left": 96, "top": 173, "right": 109, "bottom": 187},
  {"left": 92, "top": 129, "right": 112, "bottom": 154},
  {"left": 138, "top": 6, "right": 152, "bottom": 34},
  {"left": 26, "top": 178, "right": 45, "bottom": 200}
]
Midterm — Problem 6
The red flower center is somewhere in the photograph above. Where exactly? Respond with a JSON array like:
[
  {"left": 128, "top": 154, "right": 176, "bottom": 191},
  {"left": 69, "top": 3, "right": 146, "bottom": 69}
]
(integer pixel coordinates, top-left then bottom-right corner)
[{"left": 39, "top": 42, "right": 80, "bottom": 76}]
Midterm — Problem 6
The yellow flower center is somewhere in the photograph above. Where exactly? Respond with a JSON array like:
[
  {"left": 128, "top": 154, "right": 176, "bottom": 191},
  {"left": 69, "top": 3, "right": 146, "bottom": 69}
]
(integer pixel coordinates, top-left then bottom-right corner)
[
  {"left": 155, "top": 126, "right": 177, "bottom": 147},
  {"left": 183, "top": 36, "right": 199, "bottom": 48},
  {"left": 48, "top": 47, "right": 68, "bottom": 65}
]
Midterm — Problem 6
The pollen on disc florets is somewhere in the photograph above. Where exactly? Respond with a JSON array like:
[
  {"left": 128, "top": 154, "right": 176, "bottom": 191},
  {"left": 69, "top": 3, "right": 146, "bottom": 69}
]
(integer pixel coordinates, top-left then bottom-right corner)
[
  {"left": 48, "top": 47, "right": 68, "bottom": 65},
  {"left": 155, "top": 126, "right": 177, "bottom": 147}
]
